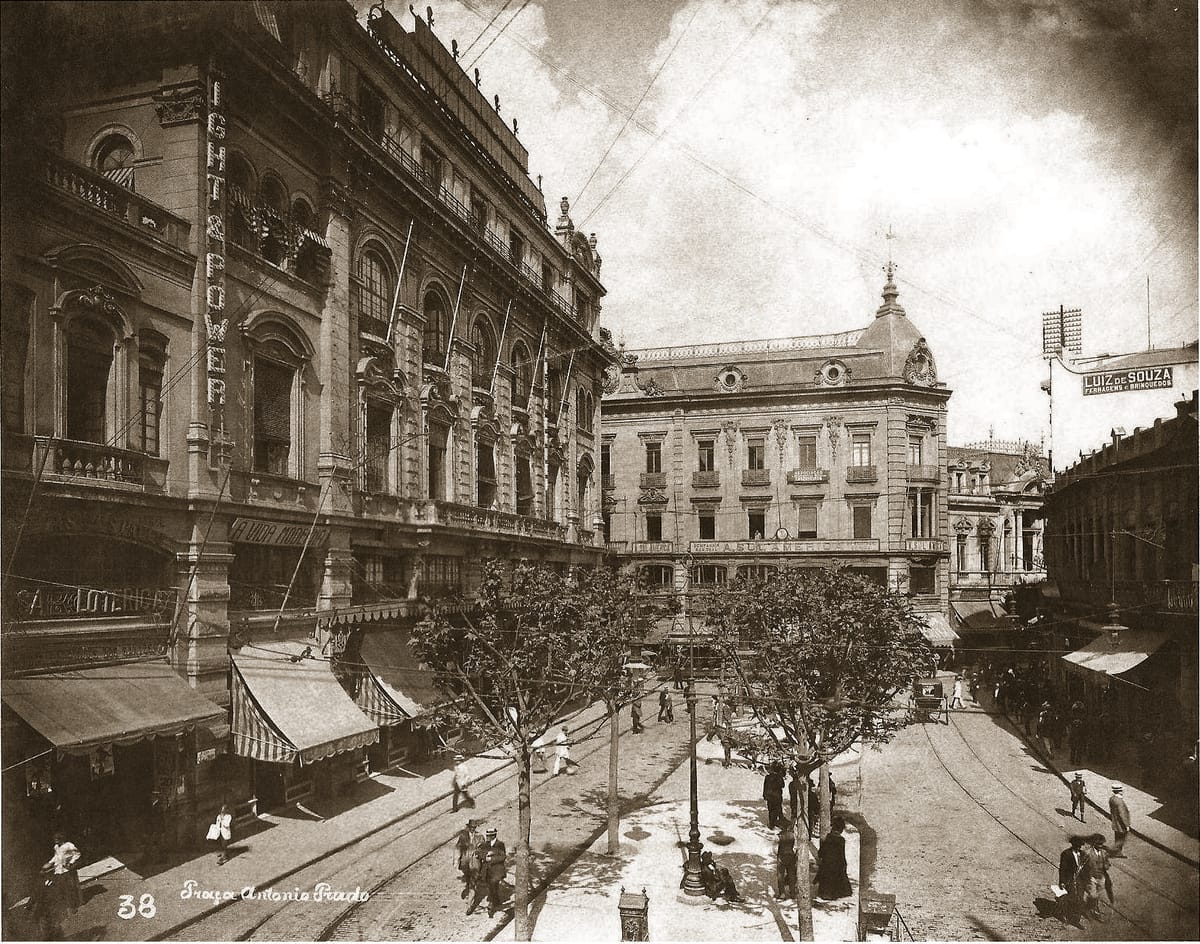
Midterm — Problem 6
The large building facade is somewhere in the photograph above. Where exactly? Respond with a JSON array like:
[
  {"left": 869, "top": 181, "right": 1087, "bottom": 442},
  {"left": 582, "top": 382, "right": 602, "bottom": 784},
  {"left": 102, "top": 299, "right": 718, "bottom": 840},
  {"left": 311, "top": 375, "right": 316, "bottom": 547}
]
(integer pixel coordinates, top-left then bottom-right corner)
[
  {"left": 1, "top": 0, "right": 610, "bottom": 887},
  {"left": 601, "top": 270, "right": 954, "bottom": 644}
]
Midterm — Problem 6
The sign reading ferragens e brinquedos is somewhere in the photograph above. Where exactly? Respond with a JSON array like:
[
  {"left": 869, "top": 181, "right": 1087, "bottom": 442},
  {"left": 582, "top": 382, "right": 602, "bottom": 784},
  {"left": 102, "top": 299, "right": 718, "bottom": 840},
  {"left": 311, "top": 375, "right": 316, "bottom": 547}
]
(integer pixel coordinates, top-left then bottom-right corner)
[{"left": 1082, "top": 366, "right": 1173, "bottom": 396}]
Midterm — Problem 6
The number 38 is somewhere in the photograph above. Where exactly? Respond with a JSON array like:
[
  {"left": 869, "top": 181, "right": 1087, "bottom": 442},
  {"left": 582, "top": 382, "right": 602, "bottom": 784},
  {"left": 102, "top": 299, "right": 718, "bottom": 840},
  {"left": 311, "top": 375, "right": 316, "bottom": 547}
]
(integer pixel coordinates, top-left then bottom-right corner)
[{"left": 117, "top": 893, "right": 156, "bottom": 919}]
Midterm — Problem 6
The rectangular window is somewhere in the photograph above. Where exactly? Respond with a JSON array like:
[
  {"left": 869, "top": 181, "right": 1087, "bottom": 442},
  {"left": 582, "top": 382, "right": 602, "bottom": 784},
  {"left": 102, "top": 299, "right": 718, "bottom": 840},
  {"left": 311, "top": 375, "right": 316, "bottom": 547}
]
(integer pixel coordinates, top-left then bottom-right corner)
[
  {"left": 796, "top": 433, "right": 817, "bottom": 468},
  {"left": 693, "top": 565, "right": 726, "bottom": 586},
  {"left": 979, "top": 535, "right": 991, "bottom": 572},
  {"left": 365, "top": 402, "right": 392, "bottom": 493},
  {"left": 908, "top": 489, "right": 935, "bottom": 538},
  {"left": 697, "top": 439, "right": 715, "bottom": 472},
  {"left": 698, "top": 512, "right": 715, "bottom": 540},
  {"left": 470, "top": 190, "right": 488, "bottom": 232},
  {"left": 908, "top": 435, "right": 923, "bottom": 466},
  {"left": 421, "top": 141, "right": 444, "bottom": 189},
  {"left": 541, "top": 260, "right": 554, "bottom": 293},
  {"left": 956, "top": 533, "right": 968, "bottom": 571},
  {"left": 851, "top": 432, "right": 871, "bottom": 467},
  {"left": 852, "top": 505, "right": 872, "bottom": 540},
  {"left": 253, "top": 358, "right": 294, "bottom": 475},
  {"left": 508, "top": 229, "right": 524, "bottom": 266},
  {"left": 748, "top": 510, "right": 766, "bottom": 539},
  {"left": 645, "top": 513, "right": 663, "bottom": 542},
  {"left": 357, "top": 78, "right": 385, "bottom": 140},
  {"left": 645, "top": 441, "right": 662, "bottom": 474},
  {"left": 797, "top": 505, "right": 818, "bottom": 539},
  {"left": 516, "top": 456, "right": 533, "bottom": 515},
  {"left": 476, "top": 441, "right": 496, "bottom": 508},
  {"left": 139, "top": 367, "right": 162, "bottom": 456},
  {"left": 427, "top": 425, "right": 448, "bottom": 500},
  {"left": 747, "top": 437, "right": 765, "bottom": 470},
  {"left": 600, "top": 442, "right": 611, "bottom": 477},
  {"left": 910, "top": 566, "right": 936, "bottom": 594}
]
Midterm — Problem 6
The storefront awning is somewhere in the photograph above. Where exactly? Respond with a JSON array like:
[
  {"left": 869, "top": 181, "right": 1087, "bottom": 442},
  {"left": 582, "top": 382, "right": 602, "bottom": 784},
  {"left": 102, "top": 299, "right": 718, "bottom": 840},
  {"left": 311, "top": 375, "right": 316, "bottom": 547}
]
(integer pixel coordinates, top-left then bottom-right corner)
[
  {"left": 918, "top": 613, "right": 960, "bottom": 646},
  {"left": 232, "top": 638, "right": 378, "bottom": 765},
  {"left": 317, "top": 601, "right": 412, "bottom": 629},
  {"left": 1062, "top": 630, "right": 1168, "bottom": 677},
  {"left": 350, "top": 629, "right": 446, "bottom": 726},
  {"left": 2, "top": 662, "right": 224, "bottom": 755},
  {"left": 951, "top": 600, "right": 1017, "bottom": 633},
  {"left": 642, "top": 616, "right": 714, "bottom": 645}
]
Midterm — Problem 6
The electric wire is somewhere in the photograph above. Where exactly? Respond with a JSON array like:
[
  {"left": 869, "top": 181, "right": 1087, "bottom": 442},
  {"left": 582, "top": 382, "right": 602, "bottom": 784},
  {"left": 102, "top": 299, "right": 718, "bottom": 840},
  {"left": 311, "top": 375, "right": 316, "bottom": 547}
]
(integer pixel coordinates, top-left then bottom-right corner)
[{"left": 465, "top": 0, "right": 532, "bottom": 71}]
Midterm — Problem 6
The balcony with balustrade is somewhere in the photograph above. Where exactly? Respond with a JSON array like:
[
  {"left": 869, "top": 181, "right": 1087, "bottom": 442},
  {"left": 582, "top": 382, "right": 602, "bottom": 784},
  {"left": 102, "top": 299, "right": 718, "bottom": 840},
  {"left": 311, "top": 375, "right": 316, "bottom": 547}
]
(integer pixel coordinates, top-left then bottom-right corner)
[
  {"left": 846, "top": 465, "right": 878, "bottom": 484},
  {"left": 433, "top": 500, "right": 568, "bottom": 543},
  {"left": 1056, "top": 577, "right": 1198, "bottom": 615},
  {"left": 24, "top": 436, "right": 170, "bottom": 493},
  {"left": 741, "top": 469, "right": 771, "bottom": 487},
  {"left": 692, "top": 471, "right": 720, "bottom": 488}
]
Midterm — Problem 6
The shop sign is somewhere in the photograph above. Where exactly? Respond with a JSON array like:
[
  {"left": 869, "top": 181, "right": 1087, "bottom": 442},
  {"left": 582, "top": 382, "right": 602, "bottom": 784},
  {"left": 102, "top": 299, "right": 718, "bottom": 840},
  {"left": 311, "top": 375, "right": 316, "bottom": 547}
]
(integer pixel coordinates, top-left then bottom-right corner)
[
  {"left": 230, "top": 517, "right": 330, "bottom": 547},
  {"left": 196, "top": 748, "right": 219, "bottom": 763},
  {"left": 1082, "top": 366, "right": 1173, "bottom": 395}
]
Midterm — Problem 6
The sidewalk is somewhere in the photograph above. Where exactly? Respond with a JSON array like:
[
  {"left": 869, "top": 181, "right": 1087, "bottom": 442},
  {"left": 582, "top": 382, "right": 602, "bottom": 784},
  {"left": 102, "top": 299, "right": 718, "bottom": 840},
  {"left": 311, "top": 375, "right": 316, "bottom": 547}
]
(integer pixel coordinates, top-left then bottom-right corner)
[
  {"left": 978, "top": 693, "right": 1199, "bottom": 867},
  {"left": 3, "top": 698, "right": 616, "bottom": 942}
]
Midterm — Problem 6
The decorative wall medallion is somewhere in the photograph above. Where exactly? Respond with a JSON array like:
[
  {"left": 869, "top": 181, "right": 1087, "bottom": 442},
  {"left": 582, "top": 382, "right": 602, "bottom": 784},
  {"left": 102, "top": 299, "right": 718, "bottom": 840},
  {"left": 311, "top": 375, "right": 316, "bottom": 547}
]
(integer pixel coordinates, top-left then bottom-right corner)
[
  {"left": 637, "top": 488, "right": 668, "bottom": 505},
  {"left": 903, "top": 339, "right": 938, "bottom": 386},
  {"left": 953, "top": 517, "right": 974, "bottom": 534},
  {"left": 642, "top": 377, "right": 664, "bottom": 397},
  {"left": 816, "top": 359, "right": 850, "bottom": 386},
  {"left": 721, "top": 420, "right": 739, "bottom": 467},
  {"left": 823, "top": 417, "right": 842, "bottom": 456},
  {"left": 714, "top": 366, "right": 746, "bottom": 393},
  {"left": 771, "top": 418, "right": 789, "bottom": 461}
]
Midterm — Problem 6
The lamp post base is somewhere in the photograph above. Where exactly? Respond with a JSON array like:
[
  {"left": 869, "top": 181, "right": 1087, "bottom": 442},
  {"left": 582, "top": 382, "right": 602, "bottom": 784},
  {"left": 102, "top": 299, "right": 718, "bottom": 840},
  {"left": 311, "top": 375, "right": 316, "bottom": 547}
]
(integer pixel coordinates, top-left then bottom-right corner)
[{"left": 681, "top": 841, "right": 707, "bottom": 896}]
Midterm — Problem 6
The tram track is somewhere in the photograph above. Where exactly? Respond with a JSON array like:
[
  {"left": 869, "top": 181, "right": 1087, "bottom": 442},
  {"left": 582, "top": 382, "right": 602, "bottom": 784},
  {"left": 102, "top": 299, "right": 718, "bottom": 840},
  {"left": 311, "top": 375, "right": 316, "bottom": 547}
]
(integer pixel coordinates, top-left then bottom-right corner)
[{"left": 922, "top": 713, "right": 1197, "bottom": 939}]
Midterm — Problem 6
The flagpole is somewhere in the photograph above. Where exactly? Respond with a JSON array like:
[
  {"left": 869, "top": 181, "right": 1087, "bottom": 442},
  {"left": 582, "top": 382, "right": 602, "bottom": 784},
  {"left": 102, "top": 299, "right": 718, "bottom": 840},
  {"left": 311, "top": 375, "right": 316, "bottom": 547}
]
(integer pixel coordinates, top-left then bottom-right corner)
[
  {"left": 489, "top": 300, "right": 512, "bottom": 397},
  {"left": 385, "top": 219, "right": 414, "bottom": 346},
  {"left": 443, "top": 263, "right": 468, "bottom": 373}
]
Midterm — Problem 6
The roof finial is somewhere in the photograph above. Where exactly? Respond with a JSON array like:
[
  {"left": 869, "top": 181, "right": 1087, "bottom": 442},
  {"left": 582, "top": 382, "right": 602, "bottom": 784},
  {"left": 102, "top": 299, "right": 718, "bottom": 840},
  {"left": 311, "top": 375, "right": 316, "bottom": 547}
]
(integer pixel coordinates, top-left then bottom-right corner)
[{"left": 879, "top": 223, "right": 900, "bottom": 309}]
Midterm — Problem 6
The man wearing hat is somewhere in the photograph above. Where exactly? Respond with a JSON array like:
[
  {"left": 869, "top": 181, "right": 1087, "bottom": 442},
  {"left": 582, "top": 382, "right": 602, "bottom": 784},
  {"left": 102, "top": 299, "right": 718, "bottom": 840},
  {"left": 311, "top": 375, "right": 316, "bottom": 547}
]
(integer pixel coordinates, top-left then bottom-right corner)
[
  {"left": 1108, "top": 783, "right": 1130, "bottom": 856},
  {"left": 1056, "top": 836, "right": 1086, "bottom": 927},
  {"left": 452, "top": 754, "right": 472, "bottom": 812},
  {"left": 453, "top": 819, "right": 479, "bottom": 897},
  {"left": 1080, "top": 834, "right": 1112, "bottom": 922},
  {"left": 1068, "top": 772, "right": 1088, "bottom": 822},
  {"left": 466, "top": 827, "right": 508, "bottom": 918}
]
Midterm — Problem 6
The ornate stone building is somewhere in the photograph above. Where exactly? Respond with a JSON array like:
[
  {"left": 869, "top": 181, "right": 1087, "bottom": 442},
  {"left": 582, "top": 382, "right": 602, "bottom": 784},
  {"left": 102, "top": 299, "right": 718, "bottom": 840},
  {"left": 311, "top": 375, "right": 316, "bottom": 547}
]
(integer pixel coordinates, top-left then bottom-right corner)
[
  {"left": 601, "top": 267, "right": 955, "bottom": 646},
  {"left": 1, "top": 0, "right": 610, "bottom": 888}
]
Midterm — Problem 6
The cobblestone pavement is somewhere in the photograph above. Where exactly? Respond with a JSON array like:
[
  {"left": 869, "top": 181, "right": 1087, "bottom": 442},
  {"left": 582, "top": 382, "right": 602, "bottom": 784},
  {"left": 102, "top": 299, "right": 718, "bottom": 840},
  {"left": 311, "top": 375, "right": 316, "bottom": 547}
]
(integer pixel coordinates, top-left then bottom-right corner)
[{"left": 862, "top": 697, "right": 1200, "bottom": 942}]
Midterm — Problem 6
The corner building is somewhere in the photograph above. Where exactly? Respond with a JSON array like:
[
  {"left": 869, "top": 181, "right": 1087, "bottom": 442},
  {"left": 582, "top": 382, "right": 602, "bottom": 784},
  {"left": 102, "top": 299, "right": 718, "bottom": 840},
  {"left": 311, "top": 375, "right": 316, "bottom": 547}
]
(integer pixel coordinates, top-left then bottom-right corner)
[
  {"left": 1, "top": 0, "right": 610, "bottom": 888},
  {"left": 602, "top": 270, "right": 953, "bottom": 642}
]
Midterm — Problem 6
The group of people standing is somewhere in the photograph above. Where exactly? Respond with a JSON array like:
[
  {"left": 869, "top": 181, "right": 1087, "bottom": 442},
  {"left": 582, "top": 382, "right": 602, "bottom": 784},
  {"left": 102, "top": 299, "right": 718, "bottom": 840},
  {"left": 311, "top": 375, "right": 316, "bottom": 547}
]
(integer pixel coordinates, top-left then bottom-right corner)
[
  {"left": 453, "top": 820, "right": 510, "bottom": 918},
  {"left": 760, "top": 761, "right": 850, "bottom": 902}
]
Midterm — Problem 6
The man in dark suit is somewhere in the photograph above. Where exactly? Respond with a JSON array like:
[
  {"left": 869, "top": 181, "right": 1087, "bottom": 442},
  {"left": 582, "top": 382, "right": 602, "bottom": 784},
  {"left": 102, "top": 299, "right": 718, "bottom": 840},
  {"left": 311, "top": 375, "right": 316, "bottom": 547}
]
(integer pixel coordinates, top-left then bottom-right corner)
[
  {"left": 467, "top": 827, "right": 508, "bottom": 918},
  {"left": 1057, "top": 836, "right": 1085, "bottom": 927},
  {"left": 763, "top": 763, "right": 785, "bottom": 829}
]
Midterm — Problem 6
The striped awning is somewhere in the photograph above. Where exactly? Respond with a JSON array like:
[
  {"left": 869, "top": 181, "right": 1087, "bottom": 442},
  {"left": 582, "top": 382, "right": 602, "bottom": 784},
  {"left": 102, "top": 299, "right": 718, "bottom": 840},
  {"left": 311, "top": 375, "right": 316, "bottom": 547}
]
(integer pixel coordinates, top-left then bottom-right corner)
[
  {"left": 347, "top": 630, "right": 445, "bottom": 726},
  {"left": 918, "top": 613, "right": 960, "bottom": 646},
  {"left": 231, "top": 639, "right": 378, "bottom": 765},
  {"left": 317, "top": 601, "right": 410, "bottom": 630}
]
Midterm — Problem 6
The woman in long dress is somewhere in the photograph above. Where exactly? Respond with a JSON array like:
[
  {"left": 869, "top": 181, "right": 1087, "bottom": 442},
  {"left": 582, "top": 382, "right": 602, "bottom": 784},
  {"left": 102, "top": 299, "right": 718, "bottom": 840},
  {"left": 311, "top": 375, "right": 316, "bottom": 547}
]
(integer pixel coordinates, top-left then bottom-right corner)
[{"left": 815, "top": 816, "right": 852, "bottom": 900}]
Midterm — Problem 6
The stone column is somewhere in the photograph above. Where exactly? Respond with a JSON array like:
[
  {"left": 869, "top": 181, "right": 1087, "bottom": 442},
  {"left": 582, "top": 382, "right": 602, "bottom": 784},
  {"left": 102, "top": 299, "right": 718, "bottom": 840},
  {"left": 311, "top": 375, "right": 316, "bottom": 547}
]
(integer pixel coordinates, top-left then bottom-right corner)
[
  {"left": 173, "top": 523, "right": 234, "bottom": 704},
  {"left": 318, "top": 179, "right": 355, "bottom": 513}
]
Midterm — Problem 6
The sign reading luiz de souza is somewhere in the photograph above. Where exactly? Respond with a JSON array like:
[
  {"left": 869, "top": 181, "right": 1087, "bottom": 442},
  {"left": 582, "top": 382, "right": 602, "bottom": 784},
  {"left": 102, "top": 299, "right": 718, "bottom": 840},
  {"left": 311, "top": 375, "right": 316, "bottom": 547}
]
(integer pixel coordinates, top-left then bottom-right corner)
[
  {"left": 1082, "top": 366, "right": 1174, "bottom": 396},
  {"left": 230, "top": 517, "right": 330, "bottom": 546}
]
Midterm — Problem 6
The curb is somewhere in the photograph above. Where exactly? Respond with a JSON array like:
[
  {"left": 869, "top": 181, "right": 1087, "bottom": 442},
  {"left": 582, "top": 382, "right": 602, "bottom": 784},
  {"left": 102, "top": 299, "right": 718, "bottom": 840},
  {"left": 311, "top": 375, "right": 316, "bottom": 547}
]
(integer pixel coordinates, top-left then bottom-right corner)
[
  {"left": 150, "top": 699, "right": 623, "bottom": 941},
  {"left": 995, "top": 709, "right": 1200, "bottom": 870}
]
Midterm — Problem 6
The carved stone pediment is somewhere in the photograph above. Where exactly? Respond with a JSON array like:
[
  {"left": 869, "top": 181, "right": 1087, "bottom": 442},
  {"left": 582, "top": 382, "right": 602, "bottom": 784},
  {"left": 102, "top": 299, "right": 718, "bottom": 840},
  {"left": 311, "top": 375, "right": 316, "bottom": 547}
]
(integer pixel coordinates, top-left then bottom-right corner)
[
  {"left": 903, "top": 339, "right": 938, "bottom": 386},
  {"left": 637, "top": 488, "right": 668, "bottom": 505}
]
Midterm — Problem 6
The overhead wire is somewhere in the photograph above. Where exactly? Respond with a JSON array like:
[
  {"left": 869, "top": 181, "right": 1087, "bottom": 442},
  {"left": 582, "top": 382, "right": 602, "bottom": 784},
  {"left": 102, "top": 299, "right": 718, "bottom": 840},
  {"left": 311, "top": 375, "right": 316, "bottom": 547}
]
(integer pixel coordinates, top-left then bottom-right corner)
[{"left": 465, "top": 0, "right": 533, "bottom": 70}]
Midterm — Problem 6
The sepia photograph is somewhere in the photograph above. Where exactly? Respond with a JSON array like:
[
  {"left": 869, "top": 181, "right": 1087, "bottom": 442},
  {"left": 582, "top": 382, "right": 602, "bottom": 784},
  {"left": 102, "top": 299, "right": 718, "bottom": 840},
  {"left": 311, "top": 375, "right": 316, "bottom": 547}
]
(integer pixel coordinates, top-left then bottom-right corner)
[{"left": 0, "top": 0, "right": 1196, "bottom": 941}]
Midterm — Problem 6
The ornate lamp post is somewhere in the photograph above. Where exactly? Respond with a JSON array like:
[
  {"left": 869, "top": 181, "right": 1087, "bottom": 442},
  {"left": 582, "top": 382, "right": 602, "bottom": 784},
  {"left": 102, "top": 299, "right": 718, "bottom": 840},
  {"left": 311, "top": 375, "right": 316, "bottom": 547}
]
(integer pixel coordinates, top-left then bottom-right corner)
[{"left": 677, "top": 560, "right": 706, "bottom": 896}]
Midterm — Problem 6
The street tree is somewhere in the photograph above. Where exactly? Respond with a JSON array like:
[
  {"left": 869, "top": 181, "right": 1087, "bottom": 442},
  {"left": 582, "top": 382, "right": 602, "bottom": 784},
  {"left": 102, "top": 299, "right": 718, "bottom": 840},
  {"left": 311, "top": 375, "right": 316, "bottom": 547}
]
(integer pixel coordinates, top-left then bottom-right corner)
[
  {"left": 410, "top": 559, "right": 608, "bottom": 941},
  {"left": 702, "top": 566, "right": 933, "bottom": 941}
]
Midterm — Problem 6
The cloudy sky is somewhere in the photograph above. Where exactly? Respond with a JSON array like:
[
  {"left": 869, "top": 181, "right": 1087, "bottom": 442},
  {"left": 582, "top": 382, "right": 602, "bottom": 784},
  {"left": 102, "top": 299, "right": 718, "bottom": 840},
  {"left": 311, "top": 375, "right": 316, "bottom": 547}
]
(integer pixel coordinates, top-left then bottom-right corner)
[{"left": 362, "top": 0, "right": 1197, "bottom": 444}]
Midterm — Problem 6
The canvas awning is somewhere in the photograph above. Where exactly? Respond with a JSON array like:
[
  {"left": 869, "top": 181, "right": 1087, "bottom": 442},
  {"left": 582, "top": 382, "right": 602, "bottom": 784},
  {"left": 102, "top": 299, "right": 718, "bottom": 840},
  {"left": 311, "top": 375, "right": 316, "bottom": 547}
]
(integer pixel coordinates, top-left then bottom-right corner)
[
  {"left": 317, "top": 601, "right": 410, "bottom": 629},
  {"left": 349, "top": 629, "right": 445, "bottom": 726},
  {"left": 1062, "top": 630, "right": 1168, "bottom": 677},
  {"left": 642, "top": 616, "right": 713, "bottom": 645},
  {"left": 918, "top": 613, "right": 960, "bottom": 646},
  {"left": 951, "top": 600, "right": 1017, "bottom": 633},
  {"left": 2, "top": 662, "right": 224, "bottom": 755},
  {"left": 232, "top": 638, "right": 378, "bottom": 765}
]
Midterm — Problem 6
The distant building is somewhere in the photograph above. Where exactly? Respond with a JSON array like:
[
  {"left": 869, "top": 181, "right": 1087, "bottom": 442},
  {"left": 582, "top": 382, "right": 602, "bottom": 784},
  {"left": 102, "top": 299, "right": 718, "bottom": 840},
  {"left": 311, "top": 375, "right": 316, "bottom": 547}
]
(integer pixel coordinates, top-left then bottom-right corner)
[
  {"left": 1041, "top": 392, "right": 1198, "bottom": 741},
  {"left": 1043, "top": 336, "right": 1198, "bottom": 472},
  {"left": 946, "top": 441, "right": 1049, "bottom": 648},
  {"left": 601, "top": 267, "right": 956, "bottom": 648}
]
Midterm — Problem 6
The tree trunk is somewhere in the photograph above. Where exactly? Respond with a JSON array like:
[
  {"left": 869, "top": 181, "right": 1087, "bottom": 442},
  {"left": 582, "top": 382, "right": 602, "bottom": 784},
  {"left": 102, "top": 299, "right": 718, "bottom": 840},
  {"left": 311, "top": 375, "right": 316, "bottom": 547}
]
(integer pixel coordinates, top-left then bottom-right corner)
[
  {"left": 607, "top": 698, "right": 620, "bottom": 855},
  {"left": 796, "top": 775, "right": 815, "bottom": 942},
  {"left": 514, "top": 747, "right": 532, "bottom": 941},
  {"left": 818, "top": 762, "right": 832, "bottom": 839}
]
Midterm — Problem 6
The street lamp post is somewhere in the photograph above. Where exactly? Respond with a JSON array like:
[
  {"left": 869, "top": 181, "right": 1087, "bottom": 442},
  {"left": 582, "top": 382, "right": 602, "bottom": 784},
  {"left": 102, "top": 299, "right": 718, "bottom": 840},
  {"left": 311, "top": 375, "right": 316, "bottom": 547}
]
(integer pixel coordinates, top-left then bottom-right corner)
[{"left": 679, "top": 566, "right": 706, "bottom": 896}]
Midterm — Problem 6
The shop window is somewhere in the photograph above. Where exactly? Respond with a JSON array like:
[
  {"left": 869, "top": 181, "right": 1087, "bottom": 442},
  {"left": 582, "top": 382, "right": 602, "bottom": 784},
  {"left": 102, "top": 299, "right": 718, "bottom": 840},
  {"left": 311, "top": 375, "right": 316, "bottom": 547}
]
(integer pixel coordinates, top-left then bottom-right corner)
[
  {"left": 645, "top": 441, "right": 662, "bottom": 474},
  {"left": 797, "top": 433, "right": 817, "bottom": 468},
  {"left": 364, "top": 401, "right": 392, "bottom": 493},
  {"left": 139, "top": 362, "right": 163, "bottom": 456},
  {"left": 698, "top": 512, "right": 715, "bottom": 540},
  {"left": 746, "top": 437, "right": 765, "bottom": 470},
  {"left": 66, "top": 317, "right": 114, "bottom": 443},
  {"left": 852, "top": 505, "right": 872, "bottom": 540},
  {"left": 797, "top": 505, "right": 818, "bottom": 539},
  {"left": 357, "top": 247, "right": 393, "bottom": 338},
  {"left": 851, "top": 432, "right": 871, "bottom": 466},
  {"left": 253, "top": 358, "right": 294, "bottom": 475},
  {"left": 748, "top": 510, "right": 766, "bottom": 539},
  {"left": 471, "top": 317, "right": 495, "bottom": 390},
  {"left": 645, "top": 512, "right": 662, "bottom": 542},
  {"left": 427, "top": 423, "right": 448, "bottom": 500},
  {"left": 477, "top": 441, "right": 496, "bottom": 508},
  {"left": 910, "top": 566, "right": 936, "bottom": 595},
  {"left": 697, "top": 439, "right": 715, "bottom": 472}
]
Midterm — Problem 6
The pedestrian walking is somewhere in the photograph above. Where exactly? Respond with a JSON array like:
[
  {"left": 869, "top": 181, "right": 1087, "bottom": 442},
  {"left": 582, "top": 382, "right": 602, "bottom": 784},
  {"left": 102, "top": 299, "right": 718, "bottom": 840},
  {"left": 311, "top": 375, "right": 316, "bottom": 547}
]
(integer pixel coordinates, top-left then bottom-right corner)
[
  {"left": 1068, "top": 772, "right": 1088, "bottom": 822},
  {"left": 466, "top": 827, "right": 508, "bottom": 917},
  {"left": 672, "top": 661, "right": 685, "bottom": 691},
  {"left": 532, "top": 730, "right": 549, "bottom": 772},
  {"left": 630, "top": 698, "right": 644, "bottom": 734},
  {"left": 206, "top": 804, "right": 232, "bottom": 865},
  {"left": 775, "top": 821, "right": 798, "bottom": 900},
  {"left": 814, "top": 816, "right": 853, "bottom": 900},
  {"left": 1108, "top": 783, "right": 1130, "bottom": 856},
  {"left": 705, "top": 695, "right": 720, "bottom": 741},
  {"left": 658, "top": 689, "right": 674, "bottom": 723},
  {"left": 1080, "top": 834, "right": 1113, "bottom": 922},
  {"left": 763, "top": 762, "right": 785, "bottom": 829},
  {"left": 553, "top": 725, "right": 573, "bottom": 776},
  {"left": 719, "top": 726, "right": 734, "bottom": 767},
  {"left": 949, "top": 674, "right": 965, "bottom": 709},
  {"left": 452, "top": 754, "right": 474, "bottom": 811},
  {"left": 454, "top": 819, "right": 479, "bottom": 897},
  {"left": 43, "top": 832, "right": 81, "bottom": 913},
  {"left": 1068, "top": 712, "right": 1086, "bottom": 765},
  {"left": 1055, "top": 835, "right": 1086, "bottom": 927}
]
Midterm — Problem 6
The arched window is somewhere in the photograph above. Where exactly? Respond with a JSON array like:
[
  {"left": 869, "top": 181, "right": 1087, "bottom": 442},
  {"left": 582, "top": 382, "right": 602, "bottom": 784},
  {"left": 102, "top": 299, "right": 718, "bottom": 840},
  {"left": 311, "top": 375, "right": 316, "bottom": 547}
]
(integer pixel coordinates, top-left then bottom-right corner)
[
  {"left": 259, "top": 176, "right": 289, "bottom": 264},
  {"left": 259, "top": 176, "right": 287, "bottom": 215},
  {"left": 2, "top": 284, "right": 32, "bottom": 434},
  {"left": 576, "top": 462, "right": 592, "bottom": 525},
  {"left": 515, "top": 451, "right": 533, "bottom": 516},
  {"left": 510, "top": 342, "right": 531, "bottom": 409},
  {"left": 545, "top": 367, "right": 561, "bottom": 423},
  {"left": 546, "top": 460, "right": 560, "bottom": 522},
  {"left": 65, "top": 317, "right": 115, "bottom": 443},
  {"left": 291, "top": 199, "right": 319, "bottom": 282},
  {"left": 246, "top": 319, "right": 311, "bottom": 478},
  {"left": 291, "top": 199, "right": 314, "bottom": 231},
  {"left": 356, "top": 247, "right": 392, "bottom": 338},
  {"left": 422, "top": 289, "right": 447, "bottom": 365},
  {"left": 471, "top": 317, "right": 494, "bottom": 389},
  {"left": 93, "top": 133, "right": 136, "bottom": 189},
  {"left": 227, "top": 154, "right": 256, "bottom": 251},
  {"left": 576, "top": 388, "right": 594, "bottom": 432},
  {"left": 640, "top": 564, "right": 674, "bottom": 589}
]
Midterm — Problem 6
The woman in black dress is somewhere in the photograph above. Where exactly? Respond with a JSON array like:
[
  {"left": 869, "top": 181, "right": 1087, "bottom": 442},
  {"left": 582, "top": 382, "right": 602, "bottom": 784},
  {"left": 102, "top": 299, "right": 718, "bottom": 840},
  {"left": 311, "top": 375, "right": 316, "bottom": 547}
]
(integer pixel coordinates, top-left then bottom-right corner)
[{"left": 814, "top": 816, "right": 852, "bottom": 900}]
